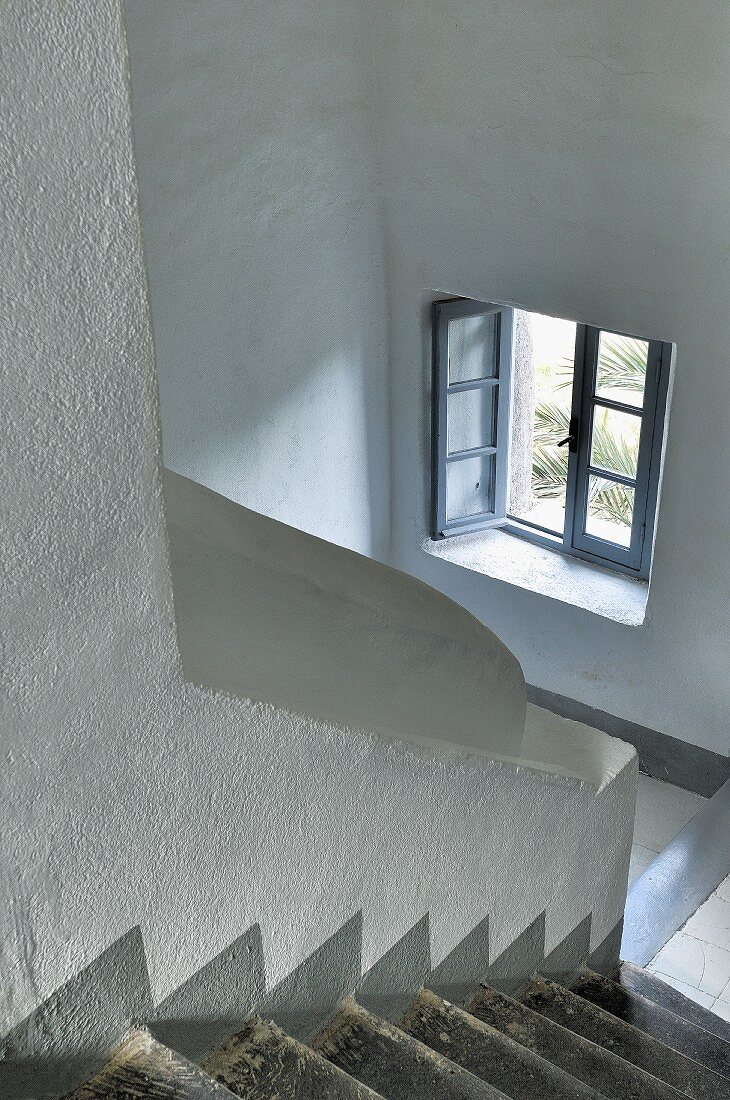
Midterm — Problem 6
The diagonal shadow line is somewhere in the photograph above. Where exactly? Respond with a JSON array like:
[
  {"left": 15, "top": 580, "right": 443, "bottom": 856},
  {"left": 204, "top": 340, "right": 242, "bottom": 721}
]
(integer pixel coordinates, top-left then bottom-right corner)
[
  {"left": 542, "top": 913, "right": 592, "bottom": 981},
  {"left": 357, "top": 913, "right": 431, "bottom": 1020},
  {"left": 0, "top": 927, "right": 153, "bottom": 1100},
  {"left": 150, "top": 924, "right": 266, "bottom": 1062},
  {"left": 482, "top": 912, "right": 546, "bottom": 995},
  {"left": 254, "top": 912, "right": 363, "bottom": 1042},
  {"left": 0, "top": 903, "right": 615, "bottom": 1097}
]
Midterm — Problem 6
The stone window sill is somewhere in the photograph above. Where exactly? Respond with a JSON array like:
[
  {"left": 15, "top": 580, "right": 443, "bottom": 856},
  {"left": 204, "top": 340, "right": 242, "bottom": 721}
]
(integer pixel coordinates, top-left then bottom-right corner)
[{"left": 423, "top": 527, "right": 649, "bottom": 626}]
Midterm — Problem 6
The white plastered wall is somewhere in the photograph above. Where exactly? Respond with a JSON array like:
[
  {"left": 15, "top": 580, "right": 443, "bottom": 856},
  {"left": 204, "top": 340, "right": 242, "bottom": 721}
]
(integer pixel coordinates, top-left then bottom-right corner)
[
  {"left": 376, "top": 0, "right": 730, "bottom": 757},
  {"left": 0, "top": 0, "right": 635, "bottom": 1058},
  {"left": 122, "top": 1, "right": 730, "bottom": 759},
  {"left": 122, "top": 0, "right": 390, "bottom": 559}
]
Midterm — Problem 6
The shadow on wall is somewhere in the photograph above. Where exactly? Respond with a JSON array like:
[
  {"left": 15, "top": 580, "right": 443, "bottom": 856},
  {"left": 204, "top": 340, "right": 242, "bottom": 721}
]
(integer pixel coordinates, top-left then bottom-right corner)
[
  {"left": 122, "top": 0, "right": 390, "bottom": 558},
  {"left": 0, "top": 908, "right": 622, "bottom": 1100},
  {"left": 162, "top": 468, "right": 527, "bottom": 758}
]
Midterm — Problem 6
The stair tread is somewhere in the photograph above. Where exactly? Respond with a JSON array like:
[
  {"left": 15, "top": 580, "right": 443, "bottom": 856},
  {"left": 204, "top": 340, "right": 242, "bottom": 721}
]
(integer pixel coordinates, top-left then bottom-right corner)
[
  {"left": 568, "top": 969, "right": 730, "bottom": 1078},
  {"left": 64, "top": 1031, "right": 239, "bottom": 1100},
  {"left": 523, "top": 976, "right": 728, "bottom": 1100},
  {"left": 202, "top": 1015, "right": 384, "bottom": 1100},
  {"left": 401, "top": 988, "right": 605, "bottom": 1100},
  {"left": 314, "top": 999, "right": 508, "bottom": 1100},
  {"left": 468, "top": 982, "right": 688, "bottom": 1100},
  {"left": 619, "top": 961, "right": 730, "bottom": 1045}
]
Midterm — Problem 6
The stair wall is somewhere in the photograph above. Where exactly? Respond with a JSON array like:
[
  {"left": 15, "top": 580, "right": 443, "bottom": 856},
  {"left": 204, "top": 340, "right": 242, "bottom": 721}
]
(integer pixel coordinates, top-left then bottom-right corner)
[{"left": 1, "top": 2, "right": 636, "bottom": 1091}]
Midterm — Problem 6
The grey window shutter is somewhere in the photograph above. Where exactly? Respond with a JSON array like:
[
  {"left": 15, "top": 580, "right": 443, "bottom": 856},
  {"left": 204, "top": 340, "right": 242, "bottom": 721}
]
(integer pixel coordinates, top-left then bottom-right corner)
[{"left": 432, "top": 299, "right": 514, "bottom": 539}]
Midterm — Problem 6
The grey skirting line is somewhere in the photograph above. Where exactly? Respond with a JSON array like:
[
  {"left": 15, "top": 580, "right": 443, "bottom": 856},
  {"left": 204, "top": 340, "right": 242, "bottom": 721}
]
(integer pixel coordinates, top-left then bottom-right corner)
[
  {"left": 621, "top": 778, "right": 730, "bottom": 967},
  {"left": 527, "top": 685, "right": 730, "bottom": 799}
]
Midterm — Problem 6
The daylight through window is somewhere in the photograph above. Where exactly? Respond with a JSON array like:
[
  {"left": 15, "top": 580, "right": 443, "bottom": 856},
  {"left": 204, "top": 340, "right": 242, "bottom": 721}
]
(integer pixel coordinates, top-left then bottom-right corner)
[{"left": 431, "top": 299, "right": 671, "bottom": 578}]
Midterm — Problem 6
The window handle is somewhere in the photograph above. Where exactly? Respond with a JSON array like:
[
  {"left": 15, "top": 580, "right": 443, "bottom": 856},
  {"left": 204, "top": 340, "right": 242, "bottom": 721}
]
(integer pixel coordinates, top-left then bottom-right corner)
[{"left": 557, "top": 417, "right": 580, "bottom": 453}]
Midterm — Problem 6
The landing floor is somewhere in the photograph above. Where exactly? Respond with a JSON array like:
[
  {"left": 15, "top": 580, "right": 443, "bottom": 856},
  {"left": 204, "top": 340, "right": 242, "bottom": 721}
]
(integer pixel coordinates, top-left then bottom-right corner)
[{"left": 630, "top": 774, "right": 730, "bottom": 1020}]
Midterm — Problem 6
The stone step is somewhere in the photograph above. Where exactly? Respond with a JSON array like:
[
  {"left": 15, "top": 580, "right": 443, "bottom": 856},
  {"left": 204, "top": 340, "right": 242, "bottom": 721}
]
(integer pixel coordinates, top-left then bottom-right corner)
[
  {"left": 467, "top": 982, "right": 689, "bottom": 1100},
  {"left": 400, "top": 988, "right": 605, "bottom": 1100},
  {"left": 567, "top": 969, "right": 730, "bottom": 1078},
  {"left": 314, "top": 999, "right": 508, "bottom": 1100},
  {"left": 522, "top": 976, "right": 728, "bottom": 1100},
  {"left": 64, "top": 1030, "right": 239, "bottom": 1100},
  {"left": 201, "top": 1015, "right": 384, "bottom": 1100},
  {"left": 619, "top": 961, "right": 730, "bottom": 1045}
]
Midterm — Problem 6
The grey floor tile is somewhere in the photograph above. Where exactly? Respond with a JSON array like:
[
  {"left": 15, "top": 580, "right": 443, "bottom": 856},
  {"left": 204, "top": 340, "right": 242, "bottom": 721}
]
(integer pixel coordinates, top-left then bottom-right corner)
[
  {"left": 648, "top": 932, "right": 730, "bottom": 999},
  {"left": 683, "top": 894, "right": 730, "bottom": 950}
]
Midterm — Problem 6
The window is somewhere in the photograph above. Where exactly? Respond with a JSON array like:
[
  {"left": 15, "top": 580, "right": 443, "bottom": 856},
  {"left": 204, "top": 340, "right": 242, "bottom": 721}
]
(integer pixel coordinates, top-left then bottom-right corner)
[{"left": 431, "top": 298, "right": 671, "bottom": 578}]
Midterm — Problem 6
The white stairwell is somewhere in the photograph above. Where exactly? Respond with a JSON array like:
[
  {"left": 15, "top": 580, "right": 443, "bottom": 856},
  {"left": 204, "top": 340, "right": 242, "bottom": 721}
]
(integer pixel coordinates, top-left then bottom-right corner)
[{"left": 0, "top": 4, "right": 694, "bottom": 1100}]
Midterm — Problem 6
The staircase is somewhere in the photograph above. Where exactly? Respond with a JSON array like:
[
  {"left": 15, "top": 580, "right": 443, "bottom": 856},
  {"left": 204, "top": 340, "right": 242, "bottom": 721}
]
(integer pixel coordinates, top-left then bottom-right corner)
[{"left": 62, "top": 962, "right": 730, "bottom": 1100}]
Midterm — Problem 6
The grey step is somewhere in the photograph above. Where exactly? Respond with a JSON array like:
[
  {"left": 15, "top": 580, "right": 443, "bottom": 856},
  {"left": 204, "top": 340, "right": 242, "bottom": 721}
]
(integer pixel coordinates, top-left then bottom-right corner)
[
  {"left": 202, "top": 1015, "right": 384, "bottom": 1100},
  {"left": 522, "top": 976, "right": 729, "bottom": 1100},
  {"left": 619, "top": 961, "right": 730, "bottom": 1045},
  {"left": 467, "top": 982, "right": 689, "bottom": 1100},
  {"left": 314, "top": 998, "right": 508, "bottom": 1100},
  {"left": 64, "top": 1030, "right": 240, "bottom": 1100},
  {"left": 400, "top": 988, "right": 605, "bottom": 1100},
  {"left": 567, "top": 968, "right": 730, "bottom": 1079}
]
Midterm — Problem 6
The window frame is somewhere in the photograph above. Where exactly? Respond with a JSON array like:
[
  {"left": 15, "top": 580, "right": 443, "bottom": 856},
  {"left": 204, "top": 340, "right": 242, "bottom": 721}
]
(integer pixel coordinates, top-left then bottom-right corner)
[
  {"left": 431, "top": 298, "right": 514, "bottom": 538},
  {"left": 432, "top": 299, "right": 671, "bottom": 581}
]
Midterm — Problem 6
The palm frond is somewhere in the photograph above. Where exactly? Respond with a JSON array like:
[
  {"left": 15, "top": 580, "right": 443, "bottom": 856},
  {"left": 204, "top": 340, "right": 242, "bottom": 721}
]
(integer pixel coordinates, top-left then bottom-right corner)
[
  {"left": 588, "top": 477, "right": 634, "bottom": 527},
  {"left": 534, "top": 401, "right": 570, "bottom": 437},
  {"left": 526, "top": 338, "right": 644, "bottom": 528},
  {"left": 530, "top": 401, "right": 639, "bottom": 529},
  {"left": 590, "top": 409, "right": 638, "bottom": 479},
  {"left": 531, "top": 443, "right": 568, "bottom": 497},
  {"left": 595, "top": 335, "right": 647, "bottom": 394}
]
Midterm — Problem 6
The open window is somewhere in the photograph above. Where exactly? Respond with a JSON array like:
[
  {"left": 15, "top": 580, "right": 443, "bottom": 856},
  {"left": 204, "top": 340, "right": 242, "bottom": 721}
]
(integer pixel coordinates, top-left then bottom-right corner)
[{"left": 431, "top": 298, "right": 671, "bottom": 579}]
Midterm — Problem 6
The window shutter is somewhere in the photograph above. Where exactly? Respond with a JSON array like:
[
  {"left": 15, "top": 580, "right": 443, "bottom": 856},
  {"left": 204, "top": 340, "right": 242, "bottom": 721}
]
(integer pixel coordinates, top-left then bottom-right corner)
[{"left": 432, "top": 299, "right": 514, "bottom": 539}]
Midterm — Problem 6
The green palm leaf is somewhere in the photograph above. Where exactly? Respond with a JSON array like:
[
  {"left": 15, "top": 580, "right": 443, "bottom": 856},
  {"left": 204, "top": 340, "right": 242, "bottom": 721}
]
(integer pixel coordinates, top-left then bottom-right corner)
[
  {"left": 553, "top": 334, "right": 646, "bottom": 395},
  {"left": 531, "top": 402, "right": 639, "bottom": 528},
  {"left": 596, "top": 335, "right": 647, "bottom": 393},
  {"left": 588, "top": 477, "right": 634, "bottom": 527}
]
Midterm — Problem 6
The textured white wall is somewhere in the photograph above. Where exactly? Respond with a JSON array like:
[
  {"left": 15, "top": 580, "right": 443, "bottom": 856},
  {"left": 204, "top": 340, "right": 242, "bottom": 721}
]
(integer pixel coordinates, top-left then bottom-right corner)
[
  {"left": 163, "top": 470, "right": 526, "bottom": 760},
  {"left": 1, "top": 0, "right": 634, "bottom": 1055},
  {"left": 378, "top": 1, "right": 730, "bottom": 757},
  {"left": 123, "top": 0, "right": 390, "bottom": 558},
  {"left": 124, "top": 2, "right": 730, "bottom": 758}
]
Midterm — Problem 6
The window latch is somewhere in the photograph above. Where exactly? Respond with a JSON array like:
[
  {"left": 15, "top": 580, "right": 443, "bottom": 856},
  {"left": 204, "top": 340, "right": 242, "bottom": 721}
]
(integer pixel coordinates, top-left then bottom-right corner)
[{"left": 557, "top": 417, "right": 579, "bottom": 453}]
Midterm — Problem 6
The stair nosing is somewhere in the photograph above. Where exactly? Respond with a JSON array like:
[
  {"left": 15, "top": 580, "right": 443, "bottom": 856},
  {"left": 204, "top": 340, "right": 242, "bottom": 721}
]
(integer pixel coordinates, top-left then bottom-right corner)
[
  {"left": 315, "top": 996, "right": 512, "bottom": 1100},
  {"left": 567, "top": 967, "right": 730, "bottom": 1077},
  {"left": 523, "top": 975, "right": 730, "bottom": 1100},
  {"left": 467, "top": 981, "right": 694, "bottom": 1100}
]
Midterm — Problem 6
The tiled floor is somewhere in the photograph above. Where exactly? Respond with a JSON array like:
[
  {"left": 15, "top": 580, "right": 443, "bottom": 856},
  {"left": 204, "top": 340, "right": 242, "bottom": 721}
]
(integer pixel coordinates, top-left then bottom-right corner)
[
  {"left": 628, "top": 773, "right": 729, "bottom": 1020},
  {"left": 646, "top": 875, "right": 730, "bottom": 1021}
]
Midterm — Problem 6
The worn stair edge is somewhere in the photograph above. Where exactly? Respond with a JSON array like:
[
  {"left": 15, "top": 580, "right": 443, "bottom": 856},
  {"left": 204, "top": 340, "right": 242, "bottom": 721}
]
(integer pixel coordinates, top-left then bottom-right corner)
[
  {"left": 618, "top": 961, "right": 730, "bottom": 1045},
  {"left": 62, "top": 1029, "right": 240, "bottom": 1100},
  {"left": 467, "top": 982, "right": 690, "bottom": 1100},
  {"left": 401, "top": 988, "right": 605, "bottom": 1100},
  {"left": 202, "top": 1015, "right": 385, "bottom": 1100},
  {"left": 522, "top": 976, "right": 729, "bottom": 1100},
  {"left": 314, "top": 998, "right": 508, "bottom": 1100},
  {"left": 566, "top": 968, "right": 730, "bottom": 1079}
]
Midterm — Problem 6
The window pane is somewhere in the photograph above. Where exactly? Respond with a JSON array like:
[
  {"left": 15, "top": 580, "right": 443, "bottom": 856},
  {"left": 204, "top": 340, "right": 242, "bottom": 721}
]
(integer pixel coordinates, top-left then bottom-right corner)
[
  {"left": 508, "top": 310, "right": 577, "bottom": 535},
  {"left": 589, "top": 405, "right": 641, "bottom": 479},
  {"left": 448, "top": 386, "right": 496, "bottom": 454},
  {"left": 447, "top": 454, "right": 494, "bottom": 520},
  {"left": 585, "top": 476, "right": 634, "bottom": 547},
  {"left": 448, "top": 313, "right": 497, "bottom": 383},
  {"left": 596, "top": 332, "right": 648, "bottom": 409}
]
